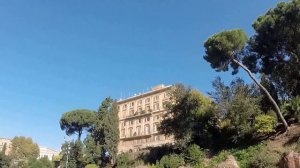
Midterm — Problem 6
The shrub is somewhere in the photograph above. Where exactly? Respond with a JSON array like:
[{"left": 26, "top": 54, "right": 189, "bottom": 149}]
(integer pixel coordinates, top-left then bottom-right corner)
[
  {"left": 282, "top": 96, "right": 300, "bottom": 122},
  {"left": 116, "top": 153, "right": 132, "bottom": 168},
  {"left": 156, "top": 154, "right": 185, "bottom": 168},
  {"left": 231, "top": 143, "right": 265, "bottom": 168},
  {"left": 185, "top": 144, "right": 205, "bottom": 165},
  {"left": 85, "top": 164, "right": 98, "bottom": 168},
  {"left": 254, "top": 114, "right": 276, "bottom": 134},
  {"left": 247, "top": 150, "right": 280, "bottom": 168},
  {"left": 207, "top": 150, "right": 231, "bottom": 168}
]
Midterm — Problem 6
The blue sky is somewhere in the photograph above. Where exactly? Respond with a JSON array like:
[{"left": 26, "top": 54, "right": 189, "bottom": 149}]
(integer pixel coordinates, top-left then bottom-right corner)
[{"left": 0, "top": 0, "right": 284, "bottom": 150}]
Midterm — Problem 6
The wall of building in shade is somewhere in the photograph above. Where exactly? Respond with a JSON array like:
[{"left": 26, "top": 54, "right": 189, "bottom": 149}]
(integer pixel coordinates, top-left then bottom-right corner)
[{"left": 117, "top": 84, "right": 174, "bottom": 153}]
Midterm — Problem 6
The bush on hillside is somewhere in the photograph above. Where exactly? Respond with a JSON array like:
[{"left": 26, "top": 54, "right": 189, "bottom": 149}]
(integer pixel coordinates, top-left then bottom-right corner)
[
  {"left": 185, "top": 144, "right": 205, "bottom": 165},
  {"left": 85, "top": 164, "right": 98, "bottom": 168},
  {"left": 247, "top": 149, "right": 280, "bottom": 168},
  {"left": 282, "top": 96, "right": 300, "bottom": 122},
  {"left": 156, "top": 154, "right": 185, "bottom": 168},
  {"left": 115, "top": 153, "right": 132, "bottom": 168},
  {"left": 254, "top": 114, "right": 277, "bottom": 134}
]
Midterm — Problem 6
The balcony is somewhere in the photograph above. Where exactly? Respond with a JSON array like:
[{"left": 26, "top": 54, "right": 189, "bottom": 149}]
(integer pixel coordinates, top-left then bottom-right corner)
[
  {"left": 120, "top": 131, "right": 152, "bottom": 140},
  {"left": 124, "top": 110, "right": 152, "bottom": 120}
]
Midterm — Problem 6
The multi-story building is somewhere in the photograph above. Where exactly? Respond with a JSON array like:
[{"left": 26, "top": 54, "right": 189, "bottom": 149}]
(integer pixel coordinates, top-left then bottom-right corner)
[
  {"left": 39, "top": 146, "right": 59, "bottom": 160},
  {"left": 117, "top": 84, "right": 174, "bottom": 153},
  {"left": 0, "top": 138, "right": 12, "bottom": 155}
]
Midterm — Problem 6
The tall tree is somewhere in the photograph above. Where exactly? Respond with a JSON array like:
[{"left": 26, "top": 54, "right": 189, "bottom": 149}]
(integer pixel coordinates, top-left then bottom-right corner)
[
  {"left": 159, "top": 84, "right": 215, "bottom": 148},
  {"left": 92, "top": 97, "right": 119, "bottom": 166},
  {"left": 203, "top": 29, "right": 289, "bottom": 130},
  {"left": 246, "top": 0, "right": 300, "bottom": 98},
  {"left": 60, "top": 109, "right": 96, "bottom": 141},
  {"left": 209, "top": 77, "right": 263, "bottom": 145},
  {"left": 10, "top": 136, "right": 39, "bottom": 161}
]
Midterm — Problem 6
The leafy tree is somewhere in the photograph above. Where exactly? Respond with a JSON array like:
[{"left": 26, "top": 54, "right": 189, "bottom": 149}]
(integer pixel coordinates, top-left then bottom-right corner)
[
  {"left": 60, "top": 109, "right": 96, "bottom": 141},
  {"left": 159, "top": 84, "right": 216, "bottom": 148},
  {"left": 83, "top": 135, "right": 102, "bottom": 165},
  {"left": 10, "top": 136, "right": 39, "bottom": 161},
  {"left": 210, "top": 77, "right": 263, "bottom": 146},
  {"left": 247, "top": 0, "right": 300, "bottom": 98},
  {"left": 60, "top": 141, "right": 84, "bottom": 168},
  {"left": 203, "top": 29, "right": 288, "bottom": 130},
  {"left": 91, "top": 97, "right": 119, "bottom": 166}
]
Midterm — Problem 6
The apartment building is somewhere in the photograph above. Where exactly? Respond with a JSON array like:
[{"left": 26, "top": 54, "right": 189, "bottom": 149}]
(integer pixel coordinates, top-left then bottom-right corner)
[
  {"left": 0, "top": 138, "right": 12, "bottom": 155},
  {"left": 117, "top": 84, "right": 174, "bottom": 153},
  {"left": 39, "top": 146, "right": 59, "bottom": 160}
]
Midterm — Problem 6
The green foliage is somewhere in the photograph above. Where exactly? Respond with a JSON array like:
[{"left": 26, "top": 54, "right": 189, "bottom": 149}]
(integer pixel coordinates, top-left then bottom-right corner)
[
  {"left": 60, "top": 141, "right": 85, "bottom": 168},
  {"left": 11, "top": 136, "right": 40, "bottom": 160},
  {"left": 0, "top": 152, "right": 11, "bottom": 168},
  {"left": 83, "top": 135, "right": 102, "bottom": 165},
  {"left": 159, "top": 84, "right": 215, "bottom": 148},
  {"left": 210, "top": 77, "right": 262, "bottom": 146},
  {"left": 282, "top": 96, "right": 300, "bottom": 122},
  {"left": 207, "top": 150, "right": 231, "bottom": 168},
  {"left": 28, "top": 157, "right": 53, "bottom": 168},
  {"left": 85, "top": 164, "right": 98, "bottom": 168},
  {"left": 204, "top": 29, "right": 247, "bottom": 74},
  {"left": 155, "top": 154, "right": 185, "bottom": 168},
  {"left": 254, "top": 114, "right": 277, "bottom": 134},
  {"left": 247, "top": 0, "right": 300, "bottom": 97},
  {"left": 185, "top": 144, "right": 205, "bottom": 165},
  {"left": 230, "top": 144, "right": 265, "bottom": 168},
  {"left": 60, "top": 109, "right": 96, "bottom": 141},
  {"left": 247, "top": 149, "right": 280, "bottom": 168},
  {"left": 115, "top": 153, "right": 132, "bottom": 168},
  {"left": 92, "top": 97, "right": 119, "bottom": 166}
]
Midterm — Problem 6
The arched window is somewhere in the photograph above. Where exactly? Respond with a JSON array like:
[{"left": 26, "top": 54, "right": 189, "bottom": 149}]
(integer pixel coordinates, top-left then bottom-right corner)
[{"left": 144, "top": 124, "right": 150, "bottom": 134}]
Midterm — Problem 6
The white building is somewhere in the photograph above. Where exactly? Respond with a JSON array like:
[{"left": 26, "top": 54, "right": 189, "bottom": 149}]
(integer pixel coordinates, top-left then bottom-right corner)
[{"left": 39, "top": 146, "right": 59, "bottom": 160}]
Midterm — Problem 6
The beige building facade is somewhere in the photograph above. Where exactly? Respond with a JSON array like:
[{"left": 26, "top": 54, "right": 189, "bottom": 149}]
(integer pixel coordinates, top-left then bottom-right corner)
[
  {"left": 0, "top": 138, "right": 12, "bottom": 155},
  {"left": 117, "top": 84, "right": 174, "bottom": 153},
  {"left": 39, "top": 146, "right": 59, "bottom": 160}
]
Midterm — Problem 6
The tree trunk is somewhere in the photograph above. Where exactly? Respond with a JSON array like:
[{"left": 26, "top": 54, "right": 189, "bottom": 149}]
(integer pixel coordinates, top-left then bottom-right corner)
[
  {"left": 78, "top": 129, "right": 82, "bottom": 142},
  {"left": 232, "top": 59, "right": 289, "bottom": 131}
]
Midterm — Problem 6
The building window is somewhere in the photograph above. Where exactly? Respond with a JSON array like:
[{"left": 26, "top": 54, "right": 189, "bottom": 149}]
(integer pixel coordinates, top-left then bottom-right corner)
[
  {"left": 144, "top": 116, "right": 150, "bottom": 122},
  {"left": 138, "top": 100, "right": 142, "bottom": 105},
  {"left": 130, "top": 102, "right": 134, "bottom": 108},
  {"left": 153, "top": 95, "right": 159, "bottom": 101},
  {"left": 146, "top": 105, "right": 150, "bottom": 112},
  {"left": 155, "top": 135, "right": 160, "bottom": 141},
  {"left": 138, "top": 107, "right": 142, "bottom": 112},
  {"left": 153, "top": 123, "right": 159, "bottom": 132},
  {"left": 136, "top": 126, "right": 141, "bottom": 135},
  {"left": 153, "top": 103, "right": 159, "bottom": 111},
  {"left": 130, "top": 109, "right": 134, "bottom": 116},
  {"left": 121, "top": 129, "right": 125, "bottom": 137},
  {"left": 130, "top": 120, "right": 134, "bottom": 125},
  {"left": 138, "top": 118, "right": 142, "bottom": 124},
  {"left": 144, "top": 124, "right": 150, "bottom": 135},
  {"left": 129, "top": 127, "right": 133, "bottom": 137},
  {"left": 123, "top": 104, "right": 127, "bottom": 111},
  {"left": 117, "top": 106, "right": 120, "bottom": 112},
  {"left": 145, "top": 98, "right": 150, "bottom": 104}
]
